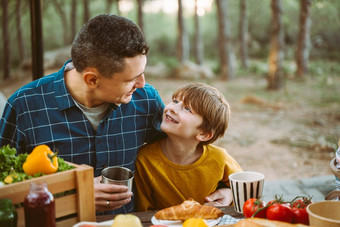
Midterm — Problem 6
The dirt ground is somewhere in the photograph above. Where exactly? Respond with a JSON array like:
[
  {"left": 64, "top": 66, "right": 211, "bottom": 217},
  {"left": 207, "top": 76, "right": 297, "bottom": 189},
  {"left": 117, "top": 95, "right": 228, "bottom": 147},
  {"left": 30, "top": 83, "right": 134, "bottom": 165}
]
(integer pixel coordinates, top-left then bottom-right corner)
[{"left": 1, "top": 71, "right": 338, "bottom": 182}]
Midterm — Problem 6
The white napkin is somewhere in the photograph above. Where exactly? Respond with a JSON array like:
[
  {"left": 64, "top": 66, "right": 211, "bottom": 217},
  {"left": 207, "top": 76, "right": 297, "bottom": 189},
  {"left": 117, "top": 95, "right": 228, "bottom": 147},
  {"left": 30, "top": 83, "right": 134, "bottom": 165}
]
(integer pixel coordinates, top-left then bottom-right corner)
[{"left": 218, "top": 214, "right": 243, "bottom": 225}]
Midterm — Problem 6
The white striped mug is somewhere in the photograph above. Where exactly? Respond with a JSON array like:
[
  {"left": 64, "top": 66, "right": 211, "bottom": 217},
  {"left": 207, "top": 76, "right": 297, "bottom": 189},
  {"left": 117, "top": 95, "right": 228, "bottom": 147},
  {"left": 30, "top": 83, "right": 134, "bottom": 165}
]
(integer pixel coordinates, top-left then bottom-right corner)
[{"left": 229, "top": 171, "right": 265, "bottom": 213}]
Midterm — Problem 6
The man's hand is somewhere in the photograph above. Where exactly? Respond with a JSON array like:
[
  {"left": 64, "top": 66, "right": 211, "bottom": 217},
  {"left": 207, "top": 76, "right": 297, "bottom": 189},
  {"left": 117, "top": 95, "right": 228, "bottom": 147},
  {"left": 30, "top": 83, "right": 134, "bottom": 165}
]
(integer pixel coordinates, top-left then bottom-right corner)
[
  {"left": 204, "top": 188, "right": 233, "bottom": 207},
  {"left": 94, "top": 176, "right": 133, "bottom": 212}
]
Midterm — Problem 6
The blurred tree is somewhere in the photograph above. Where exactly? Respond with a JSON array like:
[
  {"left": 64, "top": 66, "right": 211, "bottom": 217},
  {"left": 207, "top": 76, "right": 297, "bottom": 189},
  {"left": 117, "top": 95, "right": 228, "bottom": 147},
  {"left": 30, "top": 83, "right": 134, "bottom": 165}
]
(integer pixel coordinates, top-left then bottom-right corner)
[
  {"left": 106, "top": 0, "right": 114, "bottom": 14},
  {"left": 136, "top": 0, "right": 144, "bottom": 33},
  {"left": 16, "top": 0, "right": 25, "bottom": 64},
  {"left": 51, "top": 0, "right": 69, "bottom": 45},
  {"left": 216, "top": 0, "right": 234, "bottom": 80},
  {"left": 71, "top": 0, "right": 77, "bottom": 43},
  {"left": 83, "top": 0, "right": 90, "bottom": 23},
  {"left": 114, "top": 0, "right": 121, "bottom": 15},
  {"left": 239, "top": 0, "right": 249, "bottom": 69},
  {"left": 2, "top": 0, "right": 10, "bottom": 80},
  {"left": 30, "top": 0, "right": 44, "bottom": 80},
  {"left": 176, "top": 0, "right": 190, "bottom": 63},
  {"left": 296, "top": 0, "right": 311, "bottom": 78},
  {"left": 193, "top": 0, "right": 204, "bottom": 65},
  {"left": 268, "top": 0, "right": 285, "bottom": 90}
]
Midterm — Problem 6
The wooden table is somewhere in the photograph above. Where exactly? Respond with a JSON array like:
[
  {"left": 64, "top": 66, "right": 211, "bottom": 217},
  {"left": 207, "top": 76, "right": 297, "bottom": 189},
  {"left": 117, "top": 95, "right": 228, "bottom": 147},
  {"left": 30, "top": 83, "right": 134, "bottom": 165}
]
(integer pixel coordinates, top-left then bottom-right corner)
[{"left": 96, "top": 206, "right": 244, "bottom": 226}]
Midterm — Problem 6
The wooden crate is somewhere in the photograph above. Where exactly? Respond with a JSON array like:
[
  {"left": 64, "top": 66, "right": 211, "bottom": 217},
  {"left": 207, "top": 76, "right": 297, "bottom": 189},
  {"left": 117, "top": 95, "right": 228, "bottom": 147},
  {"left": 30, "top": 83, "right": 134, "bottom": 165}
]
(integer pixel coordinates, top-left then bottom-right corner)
[{"left": 0, "top": 163, "right": 95, "bottom": 227}]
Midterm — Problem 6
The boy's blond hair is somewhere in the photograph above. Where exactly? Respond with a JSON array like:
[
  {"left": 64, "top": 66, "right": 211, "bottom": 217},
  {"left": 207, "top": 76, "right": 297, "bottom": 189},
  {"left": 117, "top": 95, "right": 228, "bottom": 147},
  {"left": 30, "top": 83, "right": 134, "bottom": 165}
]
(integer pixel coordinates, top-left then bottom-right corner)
[{"left": 172, "top": 82, "right": 230, "bottom": 145}]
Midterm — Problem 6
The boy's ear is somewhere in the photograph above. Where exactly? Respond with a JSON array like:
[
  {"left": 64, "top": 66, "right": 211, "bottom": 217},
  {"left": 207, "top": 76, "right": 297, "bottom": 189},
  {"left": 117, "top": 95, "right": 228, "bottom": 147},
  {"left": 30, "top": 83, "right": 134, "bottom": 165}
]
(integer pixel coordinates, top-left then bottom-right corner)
[
  {"left": 83, "top": 68, "right": 99, "bottom": 88},
  {"left": 196, "top": 131, "right": 213, "bottom": 142}
]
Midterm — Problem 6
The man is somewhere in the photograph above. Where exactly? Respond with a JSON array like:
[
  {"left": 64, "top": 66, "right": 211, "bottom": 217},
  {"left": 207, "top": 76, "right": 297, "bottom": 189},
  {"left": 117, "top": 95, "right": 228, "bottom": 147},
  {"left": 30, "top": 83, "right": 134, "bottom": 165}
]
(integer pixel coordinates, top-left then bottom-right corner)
[{"left": 0, "top": 14, "right": 230, "bottom": 214}]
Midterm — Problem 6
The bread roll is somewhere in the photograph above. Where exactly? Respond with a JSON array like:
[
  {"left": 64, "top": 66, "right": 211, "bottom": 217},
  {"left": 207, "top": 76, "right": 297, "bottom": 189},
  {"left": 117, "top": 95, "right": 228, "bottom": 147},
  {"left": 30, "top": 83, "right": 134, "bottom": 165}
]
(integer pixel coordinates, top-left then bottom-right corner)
[{"left": 154, "top": 198, "right": 223, "bottom": 221}]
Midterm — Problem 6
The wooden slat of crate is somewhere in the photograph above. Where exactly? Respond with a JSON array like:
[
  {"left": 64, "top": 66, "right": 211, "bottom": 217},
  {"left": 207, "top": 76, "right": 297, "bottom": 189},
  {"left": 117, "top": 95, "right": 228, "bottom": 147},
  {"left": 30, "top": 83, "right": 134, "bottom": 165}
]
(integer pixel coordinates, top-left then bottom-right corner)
[
  {"left": 0, "top": 163, "right": 95, "bottom": 226},
  {"left": 1, "top": 169, "right": 76, "bottom": 204}
]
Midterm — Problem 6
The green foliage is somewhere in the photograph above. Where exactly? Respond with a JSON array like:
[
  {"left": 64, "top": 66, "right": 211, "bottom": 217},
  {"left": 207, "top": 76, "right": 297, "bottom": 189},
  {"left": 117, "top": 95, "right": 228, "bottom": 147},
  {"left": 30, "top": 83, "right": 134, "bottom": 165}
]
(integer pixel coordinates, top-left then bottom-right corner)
[{"left": 1, "top": 0, "right": 340, "bottom": 75}]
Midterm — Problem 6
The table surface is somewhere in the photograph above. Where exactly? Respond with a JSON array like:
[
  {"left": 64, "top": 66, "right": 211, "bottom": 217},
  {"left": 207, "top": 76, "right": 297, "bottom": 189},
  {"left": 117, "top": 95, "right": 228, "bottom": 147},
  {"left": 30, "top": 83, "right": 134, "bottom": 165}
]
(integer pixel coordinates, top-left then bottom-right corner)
[{"left": 96, "top": 206, "right": 244, "bottom": 226}]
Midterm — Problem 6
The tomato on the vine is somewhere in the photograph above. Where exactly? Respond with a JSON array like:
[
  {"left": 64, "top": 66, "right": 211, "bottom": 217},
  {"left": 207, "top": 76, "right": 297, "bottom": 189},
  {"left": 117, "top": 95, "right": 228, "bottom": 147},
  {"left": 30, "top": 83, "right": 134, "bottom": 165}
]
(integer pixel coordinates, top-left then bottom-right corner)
[
  {"left": 291, "top": 207, "right": 309, "bottom": 225},
  {"left": 291, "top": 197, "right": 312, "bottom": 208},
  {"left": 266, "top": 203, "right": 294, "bottom": 223},
  {"left": 243, "top": 198, "right": 267, "bottom": 218},
  {"left": 290, "top": 197, "right": 312, "bottom": 225}
]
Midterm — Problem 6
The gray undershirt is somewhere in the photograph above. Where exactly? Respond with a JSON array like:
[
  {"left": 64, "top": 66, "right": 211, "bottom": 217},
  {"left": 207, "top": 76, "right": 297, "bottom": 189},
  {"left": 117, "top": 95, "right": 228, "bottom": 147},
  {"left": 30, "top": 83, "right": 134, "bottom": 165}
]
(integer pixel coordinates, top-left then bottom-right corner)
[{"left": 73, "top": 100, "right": 109, "bottom": 131}]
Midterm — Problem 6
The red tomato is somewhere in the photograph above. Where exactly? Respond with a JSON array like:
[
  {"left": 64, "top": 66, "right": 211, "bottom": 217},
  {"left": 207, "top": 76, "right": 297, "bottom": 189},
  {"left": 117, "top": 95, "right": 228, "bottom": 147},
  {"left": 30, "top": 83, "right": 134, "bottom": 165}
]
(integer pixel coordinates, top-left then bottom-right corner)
[
  {"left": 243, "top": 198, "right": 267, "bottom": 218},
  {"left": 266, "top": 203, "right": 294, "bottom": 223},
  {"left": 290, "top": 197, "right": 311, "bottom": 225},
  {"left": 291, "top": 207, "right": 309, "bottom": 225},
  {"left": 291, "top": 198, "right": 311, "bottom": 208}
]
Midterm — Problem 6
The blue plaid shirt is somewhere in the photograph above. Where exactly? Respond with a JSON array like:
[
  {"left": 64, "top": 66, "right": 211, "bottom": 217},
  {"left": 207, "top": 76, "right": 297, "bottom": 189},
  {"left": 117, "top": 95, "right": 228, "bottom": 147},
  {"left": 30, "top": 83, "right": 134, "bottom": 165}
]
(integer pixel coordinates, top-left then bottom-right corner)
[{"left": 0, "top": 60, "right": 165, "bottom": 214}]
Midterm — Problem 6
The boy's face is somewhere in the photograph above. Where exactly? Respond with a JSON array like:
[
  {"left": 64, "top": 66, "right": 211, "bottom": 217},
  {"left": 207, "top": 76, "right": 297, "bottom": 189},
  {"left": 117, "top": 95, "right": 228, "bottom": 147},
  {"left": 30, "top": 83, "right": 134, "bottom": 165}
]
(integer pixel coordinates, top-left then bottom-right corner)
[{"left": 161, "top": 98, "right": 204, "bottom": 140}]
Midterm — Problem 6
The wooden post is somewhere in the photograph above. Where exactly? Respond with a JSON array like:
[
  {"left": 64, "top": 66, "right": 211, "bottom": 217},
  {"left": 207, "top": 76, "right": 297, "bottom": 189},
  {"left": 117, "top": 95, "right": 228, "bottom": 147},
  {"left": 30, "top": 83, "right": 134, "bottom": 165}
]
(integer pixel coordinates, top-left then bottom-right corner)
[{"left": 29, "top": 0, "right": 44, "bottom": 80}]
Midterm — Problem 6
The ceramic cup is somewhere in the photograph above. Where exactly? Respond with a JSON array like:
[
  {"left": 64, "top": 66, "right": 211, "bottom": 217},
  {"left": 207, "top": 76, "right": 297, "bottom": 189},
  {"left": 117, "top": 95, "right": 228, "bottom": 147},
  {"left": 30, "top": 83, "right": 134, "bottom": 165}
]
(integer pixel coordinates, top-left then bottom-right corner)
[
  {"left": 229, "top": 171, "right": 265, "bottom": 213},
  {"left": 101, "top": 166, "right": 134, "bottom": 191}
]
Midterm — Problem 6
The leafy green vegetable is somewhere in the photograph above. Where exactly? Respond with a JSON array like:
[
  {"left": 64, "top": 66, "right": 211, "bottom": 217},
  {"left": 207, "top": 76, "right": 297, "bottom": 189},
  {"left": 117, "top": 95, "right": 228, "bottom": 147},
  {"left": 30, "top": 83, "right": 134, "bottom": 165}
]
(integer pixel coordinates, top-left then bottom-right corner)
[
  {"left": 57, "top": 157, "right": 75, "bottom": 172},
  {"left": 0, "top": 145, "right": 75, "bottom": 184}
]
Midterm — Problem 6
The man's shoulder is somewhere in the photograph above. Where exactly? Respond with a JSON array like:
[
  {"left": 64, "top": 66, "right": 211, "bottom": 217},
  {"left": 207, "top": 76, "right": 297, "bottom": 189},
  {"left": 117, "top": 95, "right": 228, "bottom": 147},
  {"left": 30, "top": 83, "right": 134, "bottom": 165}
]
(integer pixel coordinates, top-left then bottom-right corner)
[
  {"left": 8, "top": 72, "right": 60, "bottom": 103},
  {"left": 133, "top": 83, "right": 160, "bottom": 99}
]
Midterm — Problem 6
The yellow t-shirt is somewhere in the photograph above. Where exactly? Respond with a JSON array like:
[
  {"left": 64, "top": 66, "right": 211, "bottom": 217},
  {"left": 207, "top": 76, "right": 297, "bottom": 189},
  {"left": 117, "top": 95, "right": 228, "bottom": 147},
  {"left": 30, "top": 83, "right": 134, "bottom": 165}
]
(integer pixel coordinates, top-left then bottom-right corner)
[{"left": 134, "top": 139, "right": 242, "bottom": 211}]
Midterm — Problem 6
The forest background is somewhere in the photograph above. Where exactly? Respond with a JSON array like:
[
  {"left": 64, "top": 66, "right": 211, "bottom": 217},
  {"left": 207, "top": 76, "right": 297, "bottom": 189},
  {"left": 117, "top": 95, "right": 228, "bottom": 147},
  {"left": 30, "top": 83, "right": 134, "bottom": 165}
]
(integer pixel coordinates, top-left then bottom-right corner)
[{"left": 0, "top": 0, "right": 339, "bottom": 181}]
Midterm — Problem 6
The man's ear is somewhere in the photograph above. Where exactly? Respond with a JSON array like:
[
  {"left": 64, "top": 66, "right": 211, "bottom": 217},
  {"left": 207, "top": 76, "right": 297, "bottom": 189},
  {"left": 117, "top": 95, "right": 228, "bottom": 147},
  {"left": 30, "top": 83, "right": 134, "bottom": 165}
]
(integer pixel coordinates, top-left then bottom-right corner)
[
  {"left": 196, "top": 131, "right": 213, "bottom": 142},
  {"left": 83, "top": 68, "right": 99, "bottom": 88}
]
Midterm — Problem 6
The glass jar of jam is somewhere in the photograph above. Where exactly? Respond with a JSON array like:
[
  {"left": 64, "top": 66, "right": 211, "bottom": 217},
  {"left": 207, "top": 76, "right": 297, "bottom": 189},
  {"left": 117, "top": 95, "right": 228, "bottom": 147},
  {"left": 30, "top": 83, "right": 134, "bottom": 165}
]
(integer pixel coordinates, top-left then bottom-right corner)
[
  {"left": 0, "top": 198, "right": 17, "bottom": 227},
  {"left": 24, "top": 182, "right": 56, "bottom": 227}
]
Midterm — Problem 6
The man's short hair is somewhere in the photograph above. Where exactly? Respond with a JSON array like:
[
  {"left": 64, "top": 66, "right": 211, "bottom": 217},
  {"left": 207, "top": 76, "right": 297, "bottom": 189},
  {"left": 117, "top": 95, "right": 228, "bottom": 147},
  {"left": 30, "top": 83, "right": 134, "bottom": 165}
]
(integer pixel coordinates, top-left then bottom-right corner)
[{"left": 71, "top": 14, "right": 149, "bottom": 77}]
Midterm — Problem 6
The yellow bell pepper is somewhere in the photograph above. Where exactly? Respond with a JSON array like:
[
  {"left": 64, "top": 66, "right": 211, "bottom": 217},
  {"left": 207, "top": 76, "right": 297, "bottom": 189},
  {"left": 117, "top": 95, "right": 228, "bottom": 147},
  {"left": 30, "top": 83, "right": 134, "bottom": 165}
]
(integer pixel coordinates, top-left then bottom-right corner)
[
  {"left": 23, "top": 145, "right": 58, "bottom": 176},
  {"left": 183, "top": 218, "right": 209, "bottom": 227}
]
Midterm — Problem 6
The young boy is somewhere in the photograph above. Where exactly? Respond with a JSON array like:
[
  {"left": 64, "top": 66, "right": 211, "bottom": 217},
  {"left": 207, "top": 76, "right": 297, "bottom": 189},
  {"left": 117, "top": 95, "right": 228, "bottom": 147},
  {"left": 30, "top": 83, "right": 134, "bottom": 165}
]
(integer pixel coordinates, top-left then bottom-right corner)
[{"left": 134, "top": 82, "right": 242, "bottom": 211}]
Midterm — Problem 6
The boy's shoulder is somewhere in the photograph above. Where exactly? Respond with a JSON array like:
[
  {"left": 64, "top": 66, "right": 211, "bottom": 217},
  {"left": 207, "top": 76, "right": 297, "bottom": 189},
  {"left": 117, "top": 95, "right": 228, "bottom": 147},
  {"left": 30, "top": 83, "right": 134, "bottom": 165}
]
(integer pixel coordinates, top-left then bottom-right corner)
[
  {"left": 205, "top": 144, "right": 233, "bottom": 159},
  {"left": 138, "top": 140, "right": 162, "bottom": 157}
]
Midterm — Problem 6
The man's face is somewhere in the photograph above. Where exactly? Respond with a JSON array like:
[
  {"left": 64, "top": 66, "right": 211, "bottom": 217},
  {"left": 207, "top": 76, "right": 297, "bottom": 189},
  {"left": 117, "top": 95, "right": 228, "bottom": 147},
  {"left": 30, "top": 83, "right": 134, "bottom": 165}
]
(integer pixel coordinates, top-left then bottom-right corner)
[{"left": 96, "top": 55, "right": 147, "bottom": 105}]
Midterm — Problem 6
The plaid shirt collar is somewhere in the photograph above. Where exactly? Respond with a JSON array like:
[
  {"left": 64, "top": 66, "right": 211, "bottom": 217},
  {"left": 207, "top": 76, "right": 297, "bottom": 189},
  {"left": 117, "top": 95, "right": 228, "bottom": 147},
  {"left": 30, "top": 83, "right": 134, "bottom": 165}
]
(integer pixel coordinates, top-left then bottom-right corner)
[{"left": 54, "top": 60, "right": 117, "bottom": 111}]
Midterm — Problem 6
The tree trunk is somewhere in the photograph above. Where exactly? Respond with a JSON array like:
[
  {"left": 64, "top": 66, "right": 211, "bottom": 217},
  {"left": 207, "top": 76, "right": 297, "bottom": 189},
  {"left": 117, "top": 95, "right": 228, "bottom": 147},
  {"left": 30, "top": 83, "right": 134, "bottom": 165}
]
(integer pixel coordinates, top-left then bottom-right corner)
[
  {"left": 71, "top": 0, "right": 77, "bottom": 43},
  {"left": 83, "top": 0, "right": 90, "bottom": 24},
  {"left": 216, "top": 0, "right": 234, "bottom": 80},
  {"left": 136, "top": 0, "right": 144, "bottom": 33},
  {"left": 16, "top": 0, "right": 25, "bottom": 64},
  {"left": 267, "top": 0, "right": 285, "bottom": 90},
  {"left": 111, "top": 0, "right": 120, "bottom": 15},
  {"left": 194, "top": 0, "right": 204, "bottom": 65},
  {"left": 176, "top": 0, "right": 190, "bottom": 63},
  {"left": 51, "top": 0, "right": 69, "bottom": 45},
  {"left": 296, "top": 0, "right": 311, "bottom": 78},
  {"left": 239, "top": 0, "right": 249, "bottom": 69},
  {"left": 29, "top": 0, "right": 44, "bottom": 80},
  {"left": 106, "top": 0, "right": 113, "bottom": 14},
  {"left": 2, "top": 0, "right": 10, "bottom": 80}
]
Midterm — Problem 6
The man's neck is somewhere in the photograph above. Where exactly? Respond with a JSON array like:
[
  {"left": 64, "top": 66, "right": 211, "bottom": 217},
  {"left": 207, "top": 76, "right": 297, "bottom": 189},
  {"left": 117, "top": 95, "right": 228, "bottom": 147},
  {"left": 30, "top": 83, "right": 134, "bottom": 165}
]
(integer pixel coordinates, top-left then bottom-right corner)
[{"left": 64, "top": 69, "right": 98, "bottom": 108}]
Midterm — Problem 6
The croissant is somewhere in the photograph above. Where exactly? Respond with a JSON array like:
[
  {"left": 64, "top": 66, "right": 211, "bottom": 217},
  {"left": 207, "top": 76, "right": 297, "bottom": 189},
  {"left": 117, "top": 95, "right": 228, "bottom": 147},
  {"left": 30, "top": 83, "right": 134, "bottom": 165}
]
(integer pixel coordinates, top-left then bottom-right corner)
[{"left": 154, "top": 198, "right": 224, "bottom": 221}]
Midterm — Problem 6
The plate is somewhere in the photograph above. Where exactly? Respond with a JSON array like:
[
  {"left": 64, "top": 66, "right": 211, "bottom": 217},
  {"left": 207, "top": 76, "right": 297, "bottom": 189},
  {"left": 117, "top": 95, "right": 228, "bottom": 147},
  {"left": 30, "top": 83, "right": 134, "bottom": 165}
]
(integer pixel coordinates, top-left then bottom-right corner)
[
  {"left": 73, "top": 220, "right": 113, "bottom": 227},
  {"left": 151, "top": 216, "right": 222, "bottom": 227}
]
